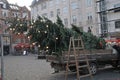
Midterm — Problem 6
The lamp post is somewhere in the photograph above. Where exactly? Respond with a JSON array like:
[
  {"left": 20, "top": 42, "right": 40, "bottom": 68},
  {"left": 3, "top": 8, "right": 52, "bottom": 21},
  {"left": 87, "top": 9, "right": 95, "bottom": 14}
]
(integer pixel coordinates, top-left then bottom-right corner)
[
  {"left": 9, "top": 28, "right": 15, "bottom": 55},
  {"left": 55, "top": 37, "right": 58, "bottom": 53},
  {"left": 0, "top": 18, "right": 10, "bottom": 80},
  {"left": 0, "top": 34, "right": 4, "bottom": 80}
]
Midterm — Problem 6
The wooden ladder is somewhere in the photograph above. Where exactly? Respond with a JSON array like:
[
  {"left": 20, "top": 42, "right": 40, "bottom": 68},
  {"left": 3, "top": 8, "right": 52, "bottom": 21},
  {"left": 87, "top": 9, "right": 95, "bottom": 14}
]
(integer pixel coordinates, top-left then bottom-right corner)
[{"left": 65, "top": 36, "right": 93, "bottom": 80}]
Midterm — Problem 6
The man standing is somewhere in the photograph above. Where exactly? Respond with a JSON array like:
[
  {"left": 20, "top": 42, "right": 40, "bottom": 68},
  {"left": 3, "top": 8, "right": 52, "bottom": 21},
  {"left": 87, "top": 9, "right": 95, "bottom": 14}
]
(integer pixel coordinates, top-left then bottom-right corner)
[
  {"left": 112, "top": 43, "right": 120, "bottom": 67},
  {"left": 34, "top": 45, "right": 38, "bottom": 54}
]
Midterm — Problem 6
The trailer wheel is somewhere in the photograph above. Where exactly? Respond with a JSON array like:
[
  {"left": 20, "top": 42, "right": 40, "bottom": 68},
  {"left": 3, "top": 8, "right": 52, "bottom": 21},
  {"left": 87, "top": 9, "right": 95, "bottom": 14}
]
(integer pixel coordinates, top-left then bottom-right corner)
[
  {"left": 112, "top": 61, "right": 118, "bottom": 68},
  {"left": 69, "top": 66, "right": 76, "bottom": 72},
  {"left": 89, "top": 63, "right": 97, "bottom": 75},
  {"left": 81, "top": 63, "right": 97, "bottom": 75}
]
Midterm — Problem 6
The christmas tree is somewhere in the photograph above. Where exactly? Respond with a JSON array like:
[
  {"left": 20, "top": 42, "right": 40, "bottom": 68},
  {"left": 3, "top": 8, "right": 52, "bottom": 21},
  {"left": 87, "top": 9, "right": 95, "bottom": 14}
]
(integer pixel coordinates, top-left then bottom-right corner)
[
  {"left": 27, "top": 16, "right": 106, "bottom": 55},
  {"left": 6, "top": 15, "right": 106, "bottom": 55}
]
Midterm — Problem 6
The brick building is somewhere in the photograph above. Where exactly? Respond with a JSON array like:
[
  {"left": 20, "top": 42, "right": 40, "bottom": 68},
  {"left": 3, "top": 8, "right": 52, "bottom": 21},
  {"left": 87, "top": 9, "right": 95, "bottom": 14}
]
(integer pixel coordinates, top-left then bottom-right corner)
[{"left": 0, "top": 0, "right": 30, "bottom": 55}]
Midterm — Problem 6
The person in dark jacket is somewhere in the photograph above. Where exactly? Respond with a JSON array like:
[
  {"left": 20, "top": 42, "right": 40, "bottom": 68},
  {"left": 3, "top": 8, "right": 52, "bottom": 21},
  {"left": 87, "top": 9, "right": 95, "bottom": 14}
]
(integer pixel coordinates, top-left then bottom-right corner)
[
  {"left": 112, "top": 43, "right": 120, "bottom": 66},
  {"left": 113, "top": 44, "right": 120, "bottom": 55}
]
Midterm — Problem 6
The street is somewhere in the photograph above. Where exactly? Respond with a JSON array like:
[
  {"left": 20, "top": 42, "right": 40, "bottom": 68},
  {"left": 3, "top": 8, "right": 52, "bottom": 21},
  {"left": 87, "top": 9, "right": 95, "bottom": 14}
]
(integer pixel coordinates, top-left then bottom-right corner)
[{"left": 0, "top": 55, "right": 120, "bottom": 80}]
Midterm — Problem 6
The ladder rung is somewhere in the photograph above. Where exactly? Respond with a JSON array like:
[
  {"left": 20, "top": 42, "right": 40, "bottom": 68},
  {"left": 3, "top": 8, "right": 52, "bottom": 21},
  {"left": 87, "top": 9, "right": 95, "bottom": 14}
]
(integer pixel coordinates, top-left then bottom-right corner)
[
  {"left": 68, "top": 64, "right": 76, "bottom": 66},
  {"left": 67, "top": 59, "right": 89, "bottom": 63},
  {"left": 74, "top": 39, "right": 82, "bottom": 41},
  {"left": 66, "top": 63, "right": 89, "bottom": 67},
  {"left": 68, "top": 60, "right": 88, "bottom": 62},
  {"left": 75, "top": 47, "right": 84, "bottom": 49},
  {"left": 65, "top": 59, "right": 93, "bottom": 63},
  {"left": 79, "top": 74, "right": 91, "bottom": 78},
  {"left": 66, "top": 70, "right": 83, "bottom": 74},
  {"left": 78, "top": 65, "right": 88, "bottom": 68},
  {"left": 71, "top": 47, "right": 83, "bottom": 50}
]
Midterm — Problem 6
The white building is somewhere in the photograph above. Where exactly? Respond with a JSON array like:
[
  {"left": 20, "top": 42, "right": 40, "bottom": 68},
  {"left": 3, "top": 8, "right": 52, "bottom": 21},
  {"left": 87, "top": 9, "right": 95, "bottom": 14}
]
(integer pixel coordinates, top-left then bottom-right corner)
[
  {"left": 97, "top": 0, "right": 120, "bottom": 38},
  {"left": 30, "top": 0, "right": 98, "bottom": 35},
  {"left": 30, "top": 0, "right": 120, "bottom": 38}
]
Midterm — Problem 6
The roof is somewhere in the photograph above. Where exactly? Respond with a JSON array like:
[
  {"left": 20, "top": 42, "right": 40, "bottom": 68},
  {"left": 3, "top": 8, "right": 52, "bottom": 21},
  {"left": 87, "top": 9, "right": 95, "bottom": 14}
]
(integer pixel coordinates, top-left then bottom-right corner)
[
  {"left": 0, "top": 0, "right": 8, "bottom": 3},
  {"left": 0, "top": 0, "right": 9, "bottom": 9},
  {"left": 30, "top": 0, "right": 43, "bottom": 7},
  {"left": 20, "top": 6, "right": 29, "bottom": 12},
  {"left": 9, "top": 4, "right": 20, "bottom": 10}
]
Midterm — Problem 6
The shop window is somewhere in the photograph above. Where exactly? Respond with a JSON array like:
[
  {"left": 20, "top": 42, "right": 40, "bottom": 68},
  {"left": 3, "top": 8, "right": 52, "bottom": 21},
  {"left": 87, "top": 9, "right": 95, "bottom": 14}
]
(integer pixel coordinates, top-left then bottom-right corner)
[{"left": 115, "top": 21, "right": 120, "bottom": 29}]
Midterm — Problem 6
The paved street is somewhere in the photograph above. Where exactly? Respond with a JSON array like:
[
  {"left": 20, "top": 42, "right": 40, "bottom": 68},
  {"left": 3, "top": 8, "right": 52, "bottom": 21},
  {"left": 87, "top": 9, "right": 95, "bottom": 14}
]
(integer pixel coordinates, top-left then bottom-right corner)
[{"left": 0, "top": 55, "right": 120, "bottom": 80}]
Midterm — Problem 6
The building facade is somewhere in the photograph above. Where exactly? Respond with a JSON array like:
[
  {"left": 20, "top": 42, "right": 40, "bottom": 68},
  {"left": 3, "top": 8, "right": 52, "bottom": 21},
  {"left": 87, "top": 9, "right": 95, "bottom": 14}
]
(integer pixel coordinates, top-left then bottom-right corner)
[
  {"left": 97, "top": 0, "right": 120, "bottom": 38},
  {"left": 30, "top": 0, "right": 120, "bottom": 38},
  {"left": 30, "top": 0, "right": 98, "bottom": 35},
  {"left": 0, "top": 0, "right": 30, "bottom": 55}
]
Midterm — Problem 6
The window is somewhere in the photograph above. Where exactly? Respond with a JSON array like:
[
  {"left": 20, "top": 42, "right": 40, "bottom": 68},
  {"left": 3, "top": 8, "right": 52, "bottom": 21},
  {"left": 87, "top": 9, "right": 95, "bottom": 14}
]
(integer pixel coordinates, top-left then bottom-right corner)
[
  {"left": 87, "top": 12, "right": 92, "bottom": 20},
  {"left": 3, "top": 4, "right": 6, "bottom": 8},
  {"left": 115, "top": 21, "right": 120, "bottom": 29},
  {"left": 62, "top": 0, "right": 66, "bottom": 4},
  {"left": 49, "top": 0, "right": 53, "bottom": 7},
  {"left": 114, "top": 3, "right": 120, "bottom": 12},
  {"left": 3, "top": 36, "right": 10, "bottom": 44},
  {"left": 56, "top": 0, "right": 60, "bottom": 4},
  {"left": 86, "top": 0, "right": 92, "bottom": 7},
  {"left": 0, "top": 24, "right": 1, "bottom": 28},
  {"left": 71, "top": 2, "right": 78, "bottom": 10},
  {"left": 87, "top": 12, "right": 93, "bottom": 24},
  {"left": 0, "top": 4, "right": 3, "bottom": 8},
  {"left": 114, "top": 3, "right": 120, "bottom": 8},
  {"left": 15, "top": 39, "right": 21, "bottom": 43},
  {"left": 0, "top": 3, "right": 7, "bottom": 9},
  {"left": 42, "top": 13, "right": 48, "bottom": 17},
  {"left": 50, "top": 11, "right": 54, "bottom": 17},
  {"left": 63, "top": 7, "right": 68, "bottom": 13},
  {"left": 12, "top": 13, "right": 14, "bottom": 16},
  {"left": 64, "top": 18, "right": 68, "bottom": 26},
  {"left": 72, "top": 15, "right": 77, "bottom": 24},
  {"left": 87, "top": 16, "right": 92, "bottom": 20},
  {"left": 2, "top": 12, "right": 7, "bottom": 17},
  {"left": 23, "top": 13, "right": 28, "bottom": 18},
  {"left": 36, "top": 6, "right": 38, "bottom": 11},
  {"left": 41, "top": 2, "right": 47, "bottom": 10},
  {"left": 12, "top": 12, "right": 17, "bottom": 17},
  {"left": 57, "top": 9, "right": 60, "bottom": 15}
]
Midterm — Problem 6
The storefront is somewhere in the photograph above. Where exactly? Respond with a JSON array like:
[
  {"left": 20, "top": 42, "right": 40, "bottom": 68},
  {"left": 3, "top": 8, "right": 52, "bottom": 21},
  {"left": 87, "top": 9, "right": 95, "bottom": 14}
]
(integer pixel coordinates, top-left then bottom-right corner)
[{"left": 0, "top": 34, "right": 11, "bottom": 55}]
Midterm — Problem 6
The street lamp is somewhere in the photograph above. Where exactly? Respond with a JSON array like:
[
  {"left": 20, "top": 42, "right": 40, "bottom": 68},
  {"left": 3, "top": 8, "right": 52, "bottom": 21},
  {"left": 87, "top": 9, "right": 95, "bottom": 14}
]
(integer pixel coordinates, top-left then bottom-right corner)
[
  {"left": 55, "top": 37, "right": 58, "bottom": 53},
  {"left": 0, "top": 34, "right": 5, "bottom": 80}
]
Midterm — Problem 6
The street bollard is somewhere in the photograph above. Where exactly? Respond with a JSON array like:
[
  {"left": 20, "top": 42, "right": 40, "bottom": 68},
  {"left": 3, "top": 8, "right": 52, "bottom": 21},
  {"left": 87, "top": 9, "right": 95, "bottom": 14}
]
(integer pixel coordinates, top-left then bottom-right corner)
[{"left": 0, "top": 74, "right": 1, "bottom": 80}]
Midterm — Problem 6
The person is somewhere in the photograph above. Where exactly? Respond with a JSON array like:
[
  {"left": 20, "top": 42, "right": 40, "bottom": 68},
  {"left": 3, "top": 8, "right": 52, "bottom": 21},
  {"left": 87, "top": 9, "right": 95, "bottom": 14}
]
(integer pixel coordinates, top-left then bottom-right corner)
[
  {"left": 112, "top": 43, "right": 120, "bottom": 66},
  {"left": 34, "top": 45, "right": 38, "bottom": 54},
  {"left": 23, "top": 50, "right": 27, "bottom": 55},
  {"left": 112, "top": 43, "right": 120, "bottom": 55},
  {"left": 50, "top": 62, "right": 59, "bottom": 74}
]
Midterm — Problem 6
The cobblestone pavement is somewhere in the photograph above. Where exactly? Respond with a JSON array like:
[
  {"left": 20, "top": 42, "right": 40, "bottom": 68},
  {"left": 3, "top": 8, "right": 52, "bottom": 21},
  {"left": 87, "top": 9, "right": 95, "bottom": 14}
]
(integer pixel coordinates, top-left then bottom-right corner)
[{"left": 0, "top": 55, "right": 120, "bottom": 80}]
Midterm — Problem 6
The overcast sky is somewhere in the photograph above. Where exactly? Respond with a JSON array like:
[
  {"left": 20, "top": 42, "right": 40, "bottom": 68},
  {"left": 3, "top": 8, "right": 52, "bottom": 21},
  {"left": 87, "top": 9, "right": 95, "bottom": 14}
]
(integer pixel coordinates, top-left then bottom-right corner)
[{"left": 7, "top": 0, "right": 33, "bottom": 10}]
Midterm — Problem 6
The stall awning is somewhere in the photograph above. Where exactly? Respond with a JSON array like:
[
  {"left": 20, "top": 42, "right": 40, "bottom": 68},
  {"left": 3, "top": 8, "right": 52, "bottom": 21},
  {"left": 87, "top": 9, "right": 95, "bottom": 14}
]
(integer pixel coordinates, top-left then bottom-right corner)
[{"left": 14, "top": 43, "right": 30, "bottom": 49}]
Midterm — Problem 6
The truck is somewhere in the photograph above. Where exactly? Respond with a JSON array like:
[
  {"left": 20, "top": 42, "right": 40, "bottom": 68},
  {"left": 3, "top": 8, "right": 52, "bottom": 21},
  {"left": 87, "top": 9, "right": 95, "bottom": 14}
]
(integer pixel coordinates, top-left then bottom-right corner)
[{"left": 46, "top": 49, "right": 120, "bottom": 75}]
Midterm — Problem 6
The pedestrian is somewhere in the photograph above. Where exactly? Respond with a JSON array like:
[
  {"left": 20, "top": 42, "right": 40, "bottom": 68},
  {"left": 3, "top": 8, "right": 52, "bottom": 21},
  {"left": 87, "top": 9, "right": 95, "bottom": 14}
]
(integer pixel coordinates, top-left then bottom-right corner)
[
  {"left": 34, "top": 45, "right": 38, "bottom": 54},
  {"left": 112, "top": 43, "right": 120, "bottom": 66}
]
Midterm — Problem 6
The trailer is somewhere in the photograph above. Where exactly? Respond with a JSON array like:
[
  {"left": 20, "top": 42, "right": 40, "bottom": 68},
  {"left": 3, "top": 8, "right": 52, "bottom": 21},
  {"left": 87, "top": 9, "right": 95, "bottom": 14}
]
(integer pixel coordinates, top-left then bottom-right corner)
[{"left": 46, "top": 49, "right": 120, "bottom": 74}]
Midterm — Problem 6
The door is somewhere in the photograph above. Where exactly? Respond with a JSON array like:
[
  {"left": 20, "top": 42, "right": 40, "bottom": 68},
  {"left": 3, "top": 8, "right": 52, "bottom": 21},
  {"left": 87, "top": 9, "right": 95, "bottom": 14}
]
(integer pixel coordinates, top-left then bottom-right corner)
[{"left": 3, "top": 45, "right": 10, "bottom": 55}]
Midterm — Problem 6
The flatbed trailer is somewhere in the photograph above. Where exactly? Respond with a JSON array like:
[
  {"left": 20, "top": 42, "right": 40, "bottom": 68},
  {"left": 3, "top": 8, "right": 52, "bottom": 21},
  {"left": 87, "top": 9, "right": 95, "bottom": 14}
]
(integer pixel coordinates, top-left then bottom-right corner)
[{"left": 46, "top": 49, "right": 120, "bottom": 74}]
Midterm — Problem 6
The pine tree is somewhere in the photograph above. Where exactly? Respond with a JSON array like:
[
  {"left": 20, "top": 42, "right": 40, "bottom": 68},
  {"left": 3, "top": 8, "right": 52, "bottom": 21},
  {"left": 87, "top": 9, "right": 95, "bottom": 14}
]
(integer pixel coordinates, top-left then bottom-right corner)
[
  {"left": 71, "top": 25, "right": 106, "bottom": 49},
  {"left": 7, "top": 16, "right": 29, "bottom": 34},
  {"left": 27, "top": 16, "right": 106, "bottom": 55},
  {"left": 27, "top": 16, "right": 72, "bottom": 55}
]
